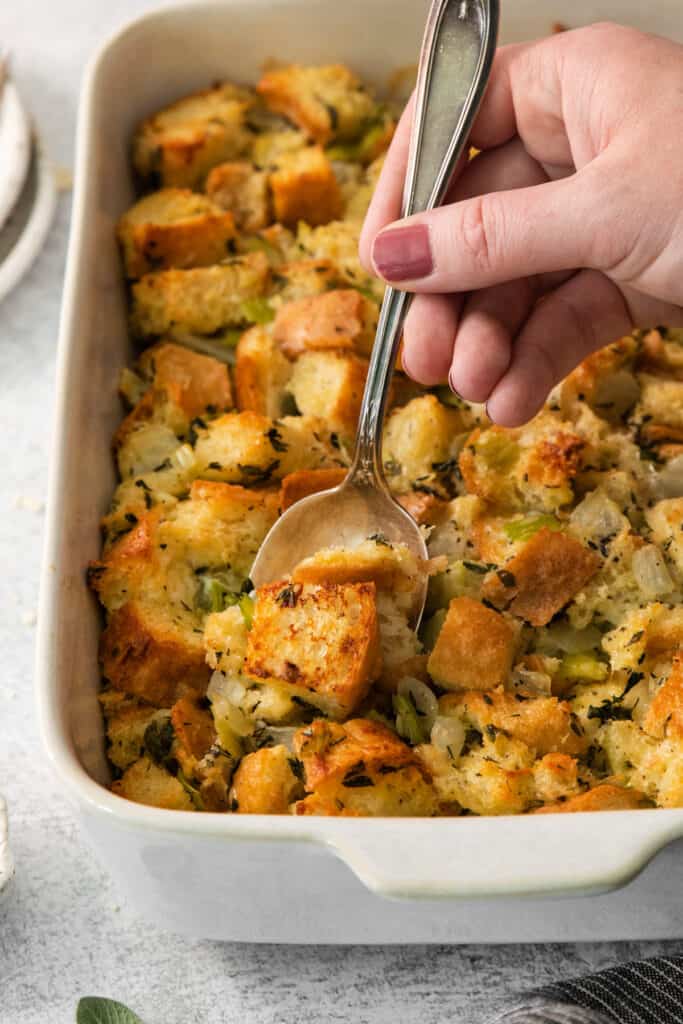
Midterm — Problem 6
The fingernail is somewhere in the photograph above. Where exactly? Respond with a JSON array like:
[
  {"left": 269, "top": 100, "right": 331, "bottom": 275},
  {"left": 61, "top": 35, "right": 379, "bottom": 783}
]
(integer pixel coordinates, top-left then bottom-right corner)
[
  {"left": 402, "top": 347, "right": 416, "bottom": 379},
  {"left": 372, "top": 225, "right": 433, "bottom": 281},
  {"left": 448, "top": 370, "right": 463, "bottom": 400}
]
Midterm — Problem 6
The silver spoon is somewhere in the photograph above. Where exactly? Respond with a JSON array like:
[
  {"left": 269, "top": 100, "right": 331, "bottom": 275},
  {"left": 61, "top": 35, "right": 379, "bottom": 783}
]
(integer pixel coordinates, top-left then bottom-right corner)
[{"left": 251, "top": 0, "right": 499, "bottom": 626}]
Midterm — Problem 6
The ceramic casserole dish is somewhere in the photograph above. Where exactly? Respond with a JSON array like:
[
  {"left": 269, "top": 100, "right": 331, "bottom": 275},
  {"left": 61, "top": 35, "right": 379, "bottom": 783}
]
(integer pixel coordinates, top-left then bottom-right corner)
[{"left": 37, "top": 0, "right": 683, "bottom": 943}]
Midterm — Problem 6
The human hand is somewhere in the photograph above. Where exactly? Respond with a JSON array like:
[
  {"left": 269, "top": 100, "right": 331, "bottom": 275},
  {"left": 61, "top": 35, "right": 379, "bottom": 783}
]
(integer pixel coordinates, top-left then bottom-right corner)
[{"left": 359, "top": 23, "right": 683, "bottom": 425}]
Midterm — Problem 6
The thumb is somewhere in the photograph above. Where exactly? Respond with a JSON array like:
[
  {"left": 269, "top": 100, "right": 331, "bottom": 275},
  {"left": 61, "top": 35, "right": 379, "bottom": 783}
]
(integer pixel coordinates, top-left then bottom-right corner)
[{"left": 370, "top": 172, "right": 600, "bottom": 292}]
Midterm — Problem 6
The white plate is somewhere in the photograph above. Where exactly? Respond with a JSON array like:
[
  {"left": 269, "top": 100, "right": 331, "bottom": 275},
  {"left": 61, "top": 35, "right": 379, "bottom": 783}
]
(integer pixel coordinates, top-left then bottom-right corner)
[
  {"left": 0, "top": 136, "right": 57, "bottom": 304},
  {"left": 0, "top": 79, "right": 31, "bottom": 232}
]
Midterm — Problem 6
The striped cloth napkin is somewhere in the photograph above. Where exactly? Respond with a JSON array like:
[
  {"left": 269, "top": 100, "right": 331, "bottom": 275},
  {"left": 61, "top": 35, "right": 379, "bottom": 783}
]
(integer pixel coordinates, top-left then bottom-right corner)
[{"left": 489, "top": 956, "right": 683, "bottom": 1024}]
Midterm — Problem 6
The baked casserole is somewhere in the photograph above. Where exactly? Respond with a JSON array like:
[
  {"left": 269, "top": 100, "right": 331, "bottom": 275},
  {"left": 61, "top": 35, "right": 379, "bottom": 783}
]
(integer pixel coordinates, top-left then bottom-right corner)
[{"left": 88, "top": 62, "right": 683, "bottom": 818}]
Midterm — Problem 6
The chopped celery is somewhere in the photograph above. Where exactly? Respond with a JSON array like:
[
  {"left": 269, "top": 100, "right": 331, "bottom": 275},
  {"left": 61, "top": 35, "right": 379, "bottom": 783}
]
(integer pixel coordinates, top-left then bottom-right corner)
[
  {"left": 393, "top": 693, "right": 428, "bottom": 745},
  {"left": 239, "top": 593, "right": 255, "bottom": 629},
  {"left": 504, "top": 514, "right": 562, "bottom": 543},
  {"left": 242, "top": 236, "right": 279, "bottom": 260},
  {"left": 220, "top": 328, "right": 244, "bottom": 348},
  {"left": 560, "top": 652, "right": 609, "bottom": 682},
  {"left": 420, "top": 608, "right": 446, "bottom": 653},
  {"left": 240, "top": 297, "right": 275, "bottom": 324},
  {"left": 195, "top": 575, "right": 241, "bottom": 614}
]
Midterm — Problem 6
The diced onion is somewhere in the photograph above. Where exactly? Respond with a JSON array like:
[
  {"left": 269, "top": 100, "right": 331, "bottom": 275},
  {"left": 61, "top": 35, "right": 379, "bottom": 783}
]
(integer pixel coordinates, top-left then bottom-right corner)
[
  {"left": 569, "top": 491, "right": 627, "bottom": 541},
  {"left": 397, "top": 677, "right": 438, "bottom": 732},
  {"left": 653, "top": 455, "right": 683, "bottom": 499},
  {"left": 172, "top": 443, "right": 196, "bottom": 473},
  {"left": 512, "top": 668, "right": 553, "bottom": 695},
  {"left": 632, "top": 544, "right": 675, "bottom": 599},
  {"left": 259, "top": 726, "right": 297, "bottom": 752},
  {"left": 430, "top": 716, "right": 466, "bottom": 759}
]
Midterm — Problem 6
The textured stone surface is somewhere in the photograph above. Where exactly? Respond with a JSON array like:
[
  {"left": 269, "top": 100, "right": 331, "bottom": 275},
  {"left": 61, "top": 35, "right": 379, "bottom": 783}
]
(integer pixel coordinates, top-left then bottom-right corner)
[{"left": 1, "top": 4, "right": 682, "bottom": 1023}]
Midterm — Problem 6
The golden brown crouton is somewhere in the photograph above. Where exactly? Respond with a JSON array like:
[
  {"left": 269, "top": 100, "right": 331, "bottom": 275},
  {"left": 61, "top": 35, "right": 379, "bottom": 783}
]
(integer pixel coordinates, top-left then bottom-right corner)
[
  {"left": 636, "top": 328, "right": 683, "bottom": 379},
  {"left": 117, "top": 189, "right": 237, "bottom": 279},
  {"left": 100, "top": 601, "right": 209, "bottom": 708},
  {"left": 287, "top": 350, "right": 368, "bottom": 441},
  {"left": 170, "top": 697, "right": 216, "bottom": 761},
  {"left": 115, "top": 342, "right": 233, "bottom": 459},
  {"left": 112, "top": 756, "right": 195, "bottom": 811},
  {"left": 130, "top": 252, "right": 270, "bottom": 341},
  {"left": 292, "top": 540, "right": 421, "bottom": 594},
  {"left": 427, "top": 597, "right": 518, "bottom": 691},
  {"left": 382, "top": 395, "right": 467, "bottom": 495},
  {"left": 244, "top": 581, "right": 381, "bottom": 719},
  {"left": 133, "top": 83, "right": 253, "bottom": 189},
  {"left": 99, "top": 692, "right": 163, "bottom": 771},
  {"left": 293, "top": 718, "right": 437, "bottom": 817},
  {"left": 279, "top": 467, "right": 347, "bottom": 510},
  {"left": 205, "top": 161, "right": 271, "bottom": 232},
  {"left": 297, "top": 219, "right": 383, "bottom": 300},
  {"left": 646, "top": 498, "right": 683, "bottom": 575},
  {"left": 257, "top": 64, "right": 377, "bottom": 145},
  {"left": 644, "top": 656, "right": 683, "bottom": 740},
  {"left": 533, "top": 753, "right": 581, "bottom": 804},
  {"left": 560, "top": 336, "right": 638, "bottom": 421},
  {"left": 440, "top": 690, "right": 587, "bottom": 757},
  {"left": 397, "top": 492, "right": 448, "bottom": 526},
  {"left": 234, "top": 325, "right": 293, "bottom": 417},
  {"left": 273, "top": 289, "right": 377, "bottom": 358},
  {"left": 481, "top": 529, "right": 600, "bottom": 627},
  {"left": 230, "top": 745, "right": 302, "bottom": 813},
  {"left": 271, "top": 258, "right": 340, "bottom": 303},
  {"left": 269, "top": 145, "right": 343, "bottom": 227},
  {"left": 533, "top": 783, "right": 650, "bottom": 814},
  {"left": 636, "top": 374, "right": 683, "bottom": 431}
]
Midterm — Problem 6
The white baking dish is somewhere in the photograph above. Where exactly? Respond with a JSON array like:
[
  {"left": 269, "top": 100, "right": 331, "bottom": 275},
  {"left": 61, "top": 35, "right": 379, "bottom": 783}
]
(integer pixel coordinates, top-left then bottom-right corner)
[{"left": 37, "top": 0, "right": 683, "bottom": 943}]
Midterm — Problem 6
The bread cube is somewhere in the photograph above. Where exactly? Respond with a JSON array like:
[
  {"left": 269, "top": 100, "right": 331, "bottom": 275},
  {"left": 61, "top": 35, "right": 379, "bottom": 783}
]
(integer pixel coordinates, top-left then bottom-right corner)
[
  {"left": 287, "top": 350, "right": 368, "bottom": 441},
  {"left": 636, "top": 373, "right": 683, "bottom": 431},
  {"left": 297, "top": 220, "right": 384, "bottom": 301},
  {"left": 292, "top": 539, "right": 421, "bottom": 594},
  {"left": 271, "top": 259, "right": 339, "bottom": 303},
  {"left": 270, "top": 145, "right": 343, "bottom": 227},
  {"left": 112, "top": 756, "right": 195, "bottom": 811},
  {"left": 293, "top": 718, "right": 437, "bottom": 817},
  {"left": 533, "top": 783, "right": 650, "bottom": 814},
  {"left": 279, "top": 468, "right": 347, "bottom": 510},
  {"left": 244, "top": 581, "right": 381, "bottom": 719},
  {"left": 99, "top": 691, "right": 164, "bottom": 771},
  {"left": 133, "top": 83, "right": 253, "bottom": 189},
  {"left": 257, "top": 64, "right": 378, "bottom": 145},
  {"left": 482, "top": 529, "right": 600, "bottom": 626},
  {"left": 130, "top": 252, "right": 270, "bottom": 340},
  {"left": 230, "top": 745, "right": 303, "bottom": 814},
  {"left": 273, "top": 289, "right": 377, "bottom": 358},
  {"left": 382, "top": 395, "right": 466, "bottom": 495},
  {"left": 644, "top": 656, "right": 683, "bottom": 740},
  {"left": 234, "top": 325, "right": 293, "bottom": 417},
  {"left": 646, "top": 498, "right": 683, "bottom": 575},
  {"left": 205, "top": 161, "right": 271, "bottom": 232},
  {"left": 117, "top": 189, "right": 237, "bottom": 279},
  {"left": 427, "top": 596, "right": 518, "bottom": 691}
]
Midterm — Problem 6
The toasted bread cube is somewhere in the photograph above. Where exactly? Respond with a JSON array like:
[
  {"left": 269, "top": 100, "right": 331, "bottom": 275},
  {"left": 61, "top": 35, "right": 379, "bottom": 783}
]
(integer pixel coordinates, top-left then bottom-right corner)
[
  {"left": 482, "top": 529, "right": 600, "bottom": 627},
  {"left": 192, "top": 410, "right": 340, "bottom": 483},
  {"left": 293, "top": 539, "right": 421, "bottom": 594},
  {"left": 440, "top": 690, "right": 587, "bottom": 757},
  {"left": 644, "top": 656, "right": 683, "bottom": 740},
  {"left": 250, "top": 128, "right": 308, "bottom": 168},
  {"left": 257, "top": 64, "right": 377, "bottom": 145},
  {"left": 205, "top": 161, "right": 271, "bottom": 232},
  {"left": 99, "top": 692, "right": 164, "bottom": 771},
  {"left": 170, "top": 697, "right": 215, "bottom": 763},
  {"left": 271, "top": 259, "right": 339, "bottom": 303},
  {"left": 230, "top": 745, "right": 302, "bottom": 814},
  {"left": 234, "top": 326, "right": 293, "bottom": 417},
  {"left": 269, "top": 145, "right": 343, "bottom": 227},
  {"left": 560, "top": 336, "right": 638, "bottom": 421},
  {"left": 646, "top": 498, "right": 683, "bottom": 574},
  {"left": 532, "top": 753, "right": 581, "bottom": 804},
  {"left": 133, "top": 83, "right": 253, "bottom": 189},
  {"left": 101, "top": 600, "right": 209, "bottom": 707},
  {"left": 417, "top": 736, "right": 535, "bottom": 816},
  {"left": 273, "top": 289, "right": 377, "bottom": 358},
  {"left": 130, "top": 252, "right": 270, "bottom": 340},
  {"left": 244, "top": 581, "right": 381, "bottom": 719},
  {"left": 117, "top": 189, "right": 237, "bottom": 279},
  {"left": 115, "top": 342, "right": 233, "bottom": 464},
  {"left": 382, "top": 395, "right": 466, "bottom": 495},
  {"left": 636, "top": 373, "right": 683, "bottom": 431},
  {"left": 288, "top": 351, "right": 367, "bottom": 441},
  {"left": 279, "top": 468, "right": 347, "bottom": 510},
  {"left": 112, "top": 756, "right": 195, "bottom": 810},
  {"left": 427, "top": 596, "right": 518, "bottom": 691},
  {"left": 297, "top": 219, "right": 383, "bottom": 301},
  {"left": 398, "top": 492, "right": 448, "bottom": 526},
  {"left": 533, "top": 783, "right": 650, "bottom": 814},
  {"left": 293, "top": 718, "right": 437, "bottom": 817}
]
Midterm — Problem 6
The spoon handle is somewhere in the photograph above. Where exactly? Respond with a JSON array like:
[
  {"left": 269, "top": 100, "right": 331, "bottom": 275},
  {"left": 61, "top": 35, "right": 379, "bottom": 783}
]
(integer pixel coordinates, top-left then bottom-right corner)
[{"left": 348, "top": 0, "right": 499, "bottom": 484}]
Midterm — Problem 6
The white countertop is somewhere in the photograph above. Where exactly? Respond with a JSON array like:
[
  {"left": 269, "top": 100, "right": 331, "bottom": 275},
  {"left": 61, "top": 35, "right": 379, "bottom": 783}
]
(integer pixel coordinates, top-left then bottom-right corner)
[{"left": 1, "top": 3, "right": 682, "bottom": 1022}]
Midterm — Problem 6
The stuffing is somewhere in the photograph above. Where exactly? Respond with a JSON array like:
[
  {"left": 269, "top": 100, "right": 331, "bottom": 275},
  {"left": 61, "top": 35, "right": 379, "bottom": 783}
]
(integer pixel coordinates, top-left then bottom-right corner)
[
  {"left": 244, "top": 581, "right": 381, "bottom": 719},
  {"left": 279, "top": 467, "right": 347, "bottom": 510},
  {"left": 296, "top": 219, "right": 384, "bottom": 301},
  {"left": 634, "top": 373, "right": 683, "bottom": 432},
  {"left": 397, "top": 491, "right": 448, "bottom": 526},
  {"left": 269, "top": 258, "right": 340, "bottom": 305},
  {"left": 382, "top": 395, "right": 469, "bottom": 496},
  {"left": 234, "top": 325, "right": 293, "bottom": 417},
  {"left": 133, "top": 82, "right": 253, "bottom": 189},
  {"left": 269, "top": 145, "right": 343, "bottom": 227},
  {"left": 205, "top": 161, "right": 271, "bottom": 232},
  {"left": 130, "top": 252, "right": 270, "bottom": 341},
  {"left": 273, "top": 289, "right": 377, "bottom": 358},
  {"left": 99, "top": 691, "right": 164, "bottom": 772},
  {"left": 112, "top": 756, "right": 195, "bottom": 811},
  {"left": 293, "top": 718, "right": 437, "bottom": 816},
  {"left": 230, "top": 745, "right": 303, "bottom": 813},
  {"left": 646, "top": 498, "right": 683, "bottom": 576},
  {"left": 292, "top": 539, "right": 421, "bottom": 594},
  {"left": 117, "top": 189, "right": 237, "bottom": 279},
  {"left": 427, "top": 597, "right": 519, "bottom": 691},
  {"left": 533, "top": 784, "right": 650, "bottom": 814},
  {"left": 560, "top": 336, "right": 639, "bottom": 422},
  {"left": 644, "top": 656, "right": 683, "bottom": 740},
  {"left": 481, "top": 528, "right": 600, "bottom": 627},
  {"left": 257, "top": 64, "right": 378, "bottom": 145},
  {"left": 287, "top": 351, "right": 368, "bottom": 441}
]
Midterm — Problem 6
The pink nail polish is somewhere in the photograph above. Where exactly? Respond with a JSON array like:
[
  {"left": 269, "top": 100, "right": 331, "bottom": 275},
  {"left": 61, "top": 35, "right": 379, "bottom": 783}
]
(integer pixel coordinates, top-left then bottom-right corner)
[{"left": 372, "top": 225, "right": 433, "bottom": 281}]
